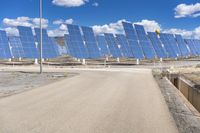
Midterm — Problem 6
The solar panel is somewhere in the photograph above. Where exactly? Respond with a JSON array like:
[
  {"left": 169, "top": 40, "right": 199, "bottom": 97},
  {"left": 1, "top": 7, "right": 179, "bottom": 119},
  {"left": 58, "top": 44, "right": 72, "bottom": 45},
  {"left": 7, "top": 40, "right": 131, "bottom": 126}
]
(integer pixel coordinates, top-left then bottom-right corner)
[
  {"left": 159, "top": 33, "right": 177, "bottom": 58},
  {"left": 96, "top": 35, "right": 110, "bottom": 57},
  {"left": 175, "top": 35, "right": 190, "bottom": 57},
  {"left": 8, "top": 36, "right": 25, "bottom": 58},
  {"left": 167, "top": 34, "right": 181, "bottom": 57},
  {"left": 35, "top": 28, "right": 57, "bottom": 58},
  {"left": 67, "top": 24, "right": 89, "bottom": 59},
  {"left": 81, "top": 26, "right": 101, "bottom": 59},
  {"left": 122, "top": 22, "right": 144, "bottom": 59},
  {"left": 104, "top": 33, "right": 122, "bottom": 58},
  {"left": 134, "top": 24, "right": 156, "bottom": 59},
  {"left": 0, "top": 30, "right": 12, "bottom": 59},
  {"left": 193, "top": 39, "right": 200, "bottom": 55},
  {"left": 147, "top": 32, "right": 167, "bottom": 58},
  {"left": 184, "top": 39, "right": 198, "bottom": 55},
  {"left": 115, "top": 34, "right": 133, "bottom": 57},
  {"left": 17, "top": 26, "right": 39, "bottom": 58},
  {"left": 51, "top": 38, "right": 62, "bottom": 56}
]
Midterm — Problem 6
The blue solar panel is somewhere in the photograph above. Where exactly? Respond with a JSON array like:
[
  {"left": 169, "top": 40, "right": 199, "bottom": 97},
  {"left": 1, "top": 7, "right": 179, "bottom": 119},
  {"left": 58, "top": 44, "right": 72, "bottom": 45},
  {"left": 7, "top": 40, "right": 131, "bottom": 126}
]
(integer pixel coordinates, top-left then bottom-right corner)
[
  {"left": 175, "top": 35, "right": 190, "bottom": 57},
  {"left": 147, "top": 32, "right": 167, "bottom": 58},
  {"left": 8, "top": 36, "right": 25, "bottom": 58},
  {"left": 81, "top": 26, "right": 101, "bottom": 59},
  {"left": 159, "top": 33, "right": 177, "bottom": 58},
  {"left": 96, "top": 35, "right": 110, "bottom": 57},
  {"left": 67, "top": 24, "right": 89, "bottom": 59},
  {"left": 51, "top": 38, "right": 62, "bottom": 56},
  {"left": 193, "top": 39, "right": 200, "bottom": 55},
  {"left": 17, "top": 26, "right": 39, "bottom": 58},
  {"left": 0, "top": 30, "right": 12, "bottom": 59},
  {"left": 167, "top": 34, "right": 181, "bottom": 57},
  {"left": 184, "top": 39, "right": 198, "bottom": 55},
  {"left": 134, "top": 24, "right": 156, "bottom": 59},
  {"left": 104, "top": 33, "right": 122, "bottom": 58},
  {"left": 115, "top": 34, "right": 133, "bottom": 57},
  {"left": 122, "top": 22, "right": 144, "bottom": 59},
  {"left": 35, "top": 28, "right": 57, "bottom": 58},
  {"left": 64, "top": 34, "right": 75, "bottom": 57}
]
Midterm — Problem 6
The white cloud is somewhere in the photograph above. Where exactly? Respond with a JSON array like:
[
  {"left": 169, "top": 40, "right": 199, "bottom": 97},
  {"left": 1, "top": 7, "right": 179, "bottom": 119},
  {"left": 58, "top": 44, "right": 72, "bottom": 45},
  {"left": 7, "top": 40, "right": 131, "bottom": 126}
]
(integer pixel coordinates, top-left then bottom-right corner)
[
  {"left": 134, "top": 19, "right": 161, "bottom": 32},
  {"left": 53, "top": 18, "right": 74, "bottom": 25},
  {"left": 3, "top": 17, "right": 48, "bottom": 28},
  {"left": 92, "top": 19, "right": 161, "bottom": 35},
  {"left": 52, "top": 0, "right": 89, "bottom": 7},
  {"left": 32, "top": 18, "right": 49, "bottom": 28},
  {"left": 175, "top": 3, "right": 200, "bottom": 18},
  {"left": 3, "top": 17, "right": 32, "bottom": 27},
  {"left": 92, "top": 19, "right": 127, "bottom": 35},
  {"left": 163, "top": 28, "right": 193, "bottom": 38},
  {"left": 92, "top": 2, "right": 99, "bottom": 7}
]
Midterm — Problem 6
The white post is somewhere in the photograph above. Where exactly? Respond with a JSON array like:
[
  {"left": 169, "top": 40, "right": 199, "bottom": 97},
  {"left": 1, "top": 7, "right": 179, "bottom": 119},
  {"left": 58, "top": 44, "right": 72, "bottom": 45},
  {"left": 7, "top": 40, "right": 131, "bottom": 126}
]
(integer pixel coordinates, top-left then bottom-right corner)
[
  {"left": 8, "top": 58, "right": 12, "bottom": 62},
  {"left": 106, "top": 56, "right": 109, "bottom": 61},
  {"left": 34, "top": 58, "right": 38, "bottom": 65},
  {"left": 19, "top": 57, "right": 22, "bottom": 61},
  {"left": 117, "top": 58, "right": 120, "bottom": 63},
  {"left": 136, "top": 59, "right": 140, "bottom": 65},
  {"left": 160, "top": 58, "right": 163, "bottom": 62},
  {"left": 82, "top": 59, "right": 86, "bottom": 65}
]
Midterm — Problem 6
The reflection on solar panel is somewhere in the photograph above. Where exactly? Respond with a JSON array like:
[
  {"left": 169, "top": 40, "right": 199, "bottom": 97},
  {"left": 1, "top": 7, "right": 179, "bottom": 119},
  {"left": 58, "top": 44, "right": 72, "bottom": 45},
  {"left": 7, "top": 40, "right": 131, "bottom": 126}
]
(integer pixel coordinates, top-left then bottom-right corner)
[
  {"left": 8, "top": 36, "right": 25, "bottom": 58},
  {"left": 96, "top": 35, "right": 110, "bottom": 57},
  {"left": 159, "top": 33, "right": 177, "bottom": 58},
  {"left": 81, "top": 26, "right": 101, "bottom": 59},
  {"left": 35, "top": 28, "right": 57, "bottom": 58},
  {"left": 184, "top": 39, "right": 198, "bottom": 55},
  {"left": 193, "top": 39, "right": 200, "bottom": 55},
  {"left": 51, "top": 38, "right": 62, "bottom": 56},
  {"left": 17, "top": 26, "right": 38, "bottom": 58},
  {"left": 134, "top": 24, "right": 156, "bottom": 59},
  {"left": 167, "top": 34, "right": 181, "bottom": 56},
  {"left": 67, "top": 24, "right": 88, "bottom": 59},
  {"left": 104, "top": 33, "right": 122, "bottom": 58},
  {"left": 147, "top": 32, "right": 167, "bottom": 58},
  {"left": 115, "top": 34, "right": 133, "bottom": 57},
  {"left": 175, "top": 35, "right": 190, "bottom": 57},
  {"left": 0, "top": 30, "right": 12, "bottom": 59},
  {"left": 122, "top": 22, "right": 144, "bottom": 59}
]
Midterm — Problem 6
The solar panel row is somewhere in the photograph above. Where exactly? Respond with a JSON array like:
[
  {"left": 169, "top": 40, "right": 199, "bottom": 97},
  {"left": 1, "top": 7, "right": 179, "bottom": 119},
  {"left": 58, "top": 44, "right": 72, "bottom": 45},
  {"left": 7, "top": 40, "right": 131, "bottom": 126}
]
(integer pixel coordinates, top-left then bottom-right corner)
[{"left": 0, "top": 23, "right": 200, "bottom": 60}]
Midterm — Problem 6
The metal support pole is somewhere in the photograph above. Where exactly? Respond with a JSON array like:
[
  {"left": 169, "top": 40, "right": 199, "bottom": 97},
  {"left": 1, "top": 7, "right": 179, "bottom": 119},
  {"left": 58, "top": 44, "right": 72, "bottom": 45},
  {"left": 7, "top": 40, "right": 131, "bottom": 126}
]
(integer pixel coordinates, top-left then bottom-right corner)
[{"left": 40, "top": 0, "right": 43, "bottom": 73}]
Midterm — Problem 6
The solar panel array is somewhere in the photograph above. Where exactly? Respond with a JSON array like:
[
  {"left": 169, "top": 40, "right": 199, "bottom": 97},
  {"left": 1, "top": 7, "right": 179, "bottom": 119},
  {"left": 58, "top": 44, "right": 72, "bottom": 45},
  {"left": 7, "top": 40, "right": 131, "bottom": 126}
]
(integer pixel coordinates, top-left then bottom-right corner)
[
  {"left": 147, "top": 32, "right": 167, "bottom": 58},
  {"left": 35, "top": 28, "right": 57, "bottom": 58},
  {"left": 0, "top": 22, "right": 200, "bottom": 61},
  {"left": 96, "top": 35, "right": 110, "bottom": 57},
  {"left": 159, "top": 33, "right": 177, "bottom": 58},
  {"left": 18, "top": 26, "right": 39, "bottom": 58},
  {"left": 66, "top": 24, "right": 88, "bottom": 59},
  {"left": 134, "top": 24, "right": 156, "bottom": 59},
  {"left": 81, "top": 26, "right": 101, "bottom": 58},
  {"left": 8, "top": 36, "right": 25, "bottom": 58},
  {"left": 0, "top": 30, "right": 12, "bottom": 59},
  {"left": 104, "top": 33, "right": 122, "bottom": 58},
  {"left": 122, "top": 22, "right": 144, "bottom": 59},
  {"left": 115, "top": 34, "right": 133, "bottom": 57},
  {"left": 175, "top": 35, "right": 190, "bottom": 57}
]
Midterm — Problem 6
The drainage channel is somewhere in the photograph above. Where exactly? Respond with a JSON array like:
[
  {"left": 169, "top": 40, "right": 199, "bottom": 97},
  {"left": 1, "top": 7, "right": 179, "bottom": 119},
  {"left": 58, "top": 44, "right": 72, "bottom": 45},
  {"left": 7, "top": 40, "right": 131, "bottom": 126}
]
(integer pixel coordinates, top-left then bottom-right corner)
[{"left": 167, "top": 72, "right": 200, "bottom": 113}]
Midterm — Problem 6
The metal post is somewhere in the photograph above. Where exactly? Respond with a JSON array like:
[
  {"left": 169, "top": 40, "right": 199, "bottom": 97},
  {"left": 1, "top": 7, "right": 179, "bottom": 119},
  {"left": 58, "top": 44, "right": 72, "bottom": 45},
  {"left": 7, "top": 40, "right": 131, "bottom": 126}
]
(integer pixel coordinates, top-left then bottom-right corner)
[{"left": 40, "top": 0, "right": 43, "bottom": 73}]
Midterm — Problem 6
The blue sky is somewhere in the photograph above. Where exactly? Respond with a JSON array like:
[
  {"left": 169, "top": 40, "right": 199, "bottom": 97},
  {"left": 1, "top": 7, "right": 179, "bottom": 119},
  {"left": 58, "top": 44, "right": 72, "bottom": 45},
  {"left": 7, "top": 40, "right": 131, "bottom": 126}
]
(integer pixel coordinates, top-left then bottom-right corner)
[{"left": 0, "top": 0, "right": 200, "bottom": 38}]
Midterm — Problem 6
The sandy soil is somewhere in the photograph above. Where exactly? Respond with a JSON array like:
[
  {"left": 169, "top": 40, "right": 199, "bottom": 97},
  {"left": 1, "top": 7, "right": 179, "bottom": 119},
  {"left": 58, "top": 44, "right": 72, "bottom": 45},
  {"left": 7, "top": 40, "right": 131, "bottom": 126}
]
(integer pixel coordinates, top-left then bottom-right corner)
[{"left": 0, "top": 71, "right": 77, "bottom": 98}]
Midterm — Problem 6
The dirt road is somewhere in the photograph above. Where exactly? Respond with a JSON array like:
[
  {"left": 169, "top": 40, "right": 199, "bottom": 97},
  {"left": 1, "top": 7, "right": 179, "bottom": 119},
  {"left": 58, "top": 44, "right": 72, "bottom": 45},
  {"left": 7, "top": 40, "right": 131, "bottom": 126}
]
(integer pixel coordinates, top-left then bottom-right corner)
[{"left": 0, "top": 68, "right": 178, "bottom": 133}]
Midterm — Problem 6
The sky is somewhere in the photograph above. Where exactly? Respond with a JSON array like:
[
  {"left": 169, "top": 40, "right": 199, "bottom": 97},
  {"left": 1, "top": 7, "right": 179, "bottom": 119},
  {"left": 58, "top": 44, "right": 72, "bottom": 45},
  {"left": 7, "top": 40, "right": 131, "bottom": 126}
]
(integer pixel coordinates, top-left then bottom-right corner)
[{"left": 0, "top": 0, "right": 200, "bottom": 39}]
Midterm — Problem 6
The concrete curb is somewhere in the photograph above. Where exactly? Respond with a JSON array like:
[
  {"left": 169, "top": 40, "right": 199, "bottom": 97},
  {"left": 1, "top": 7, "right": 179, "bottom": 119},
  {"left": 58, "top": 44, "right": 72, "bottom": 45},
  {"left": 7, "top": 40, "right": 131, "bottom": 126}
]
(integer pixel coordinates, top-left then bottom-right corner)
[{"left": 154, "top": 75, "right": 200, "bottom": 133}]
